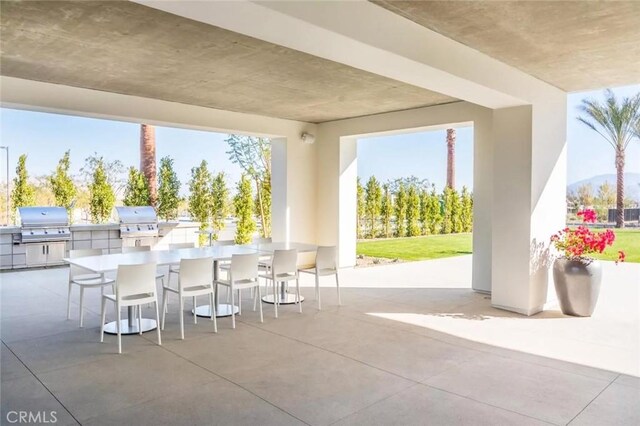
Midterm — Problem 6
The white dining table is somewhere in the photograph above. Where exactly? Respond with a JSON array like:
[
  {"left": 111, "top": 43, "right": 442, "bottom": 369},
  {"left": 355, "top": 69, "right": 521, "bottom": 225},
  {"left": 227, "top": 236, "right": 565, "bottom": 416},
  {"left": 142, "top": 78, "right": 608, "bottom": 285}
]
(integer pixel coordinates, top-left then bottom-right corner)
[
  {"left": 64, "top": 245, "right": 259, "bottom": 335},
  {"left": 243, "top": 242, "right": 318, "bottom": 305}
]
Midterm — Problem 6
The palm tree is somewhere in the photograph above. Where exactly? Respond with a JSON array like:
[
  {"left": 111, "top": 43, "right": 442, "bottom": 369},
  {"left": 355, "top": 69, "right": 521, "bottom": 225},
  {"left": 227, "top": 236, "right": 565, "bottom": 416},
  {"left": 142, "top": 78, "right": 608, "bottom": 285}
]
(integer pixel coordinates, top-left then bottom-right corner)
[
  {"left": 446, "top": 128, "right": 456, "bottom": 189},
  {"left": 139, "top": 124, "right": 157, "bottom": 207},
  {"left": 577, "top": 90, "right": 640, "bottom": 228}
]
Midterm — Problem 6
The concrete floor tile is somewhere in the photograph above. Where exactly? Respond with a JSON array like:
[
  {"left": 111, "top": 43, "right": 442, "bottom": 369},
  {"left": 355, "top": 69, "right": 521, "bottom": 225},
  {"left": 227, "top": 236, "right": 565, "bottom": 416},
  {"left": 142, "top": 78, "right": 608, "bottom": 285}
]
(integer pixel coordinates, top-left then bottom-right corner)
[
  {"left": 334, "top": 384, "right": 549, "bottom": 426},
  {"left": 425, "top": 353, "right": 611, "bottom": 425},
  {"left": 1, "top": 343, "right": 31, "bottom": 381},
  {"left": 37, "top": 346, "right": 219, "bottom": 421},
  {"left": 228, "top": 348, "right": 414, "bottom": 425},
  {"left": 256, "top": 312, "right": 478, "bottom": 382},
  {"left": 570, "top": 383, "right": 640, "bottom": 426},
  {"left": 82, "top": 379, "right": 304, "bottom": 426},
  {"left": 0, "top": 310, "right": 102, "bottom": 344},
  {"left": 1, "top": 374, "right": 78, "bottom": 426},
  {"left": 6, "top": 327, "right": 157, "bottom": 374},
  {"left": 614, "top": 374, "right": 640, "bottom": 389}
]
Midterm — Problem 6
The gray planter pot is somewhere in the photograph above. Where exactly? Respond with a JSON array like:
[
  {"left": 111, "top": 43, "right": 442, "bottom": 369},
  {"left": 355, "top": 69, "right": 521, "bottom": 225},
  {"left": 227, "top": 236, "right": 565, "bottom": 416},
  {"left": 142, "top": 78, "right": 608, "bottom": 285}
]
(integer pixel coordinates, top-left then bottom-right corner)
[{"left": 552, "top": 258, "right": 602, "bottom": 317}]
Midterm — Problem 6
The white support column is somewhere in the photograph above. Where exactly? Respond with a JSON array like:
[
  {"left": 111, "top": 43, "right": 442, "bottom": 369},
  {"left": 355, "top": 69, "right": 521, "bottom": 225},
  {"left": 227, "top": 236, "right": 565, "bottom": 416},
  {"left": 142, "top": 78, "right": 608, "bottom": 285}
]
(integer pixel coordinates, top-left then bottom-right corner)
[
  {"left": 471, "top": 116, "right": 493, "bottom": 292},
  {"left": 338, "top": 137, "right": 357, "bottom": 267},
  {"left": 490, "top": 96, "right": 567, "bottom": 315},
  {"left": 271, "top": 137, "right": 289, "bottom": 243}
]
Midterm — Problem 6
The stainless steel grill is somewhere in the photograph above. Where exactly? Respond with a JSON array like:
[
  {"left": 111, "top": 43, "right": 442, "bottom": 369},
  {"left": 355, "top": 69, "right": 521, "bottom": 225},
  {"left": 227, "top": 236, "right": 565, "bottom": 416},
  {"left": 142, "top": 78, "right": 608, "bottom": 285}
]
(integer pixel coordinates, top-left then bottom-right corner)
[
  {"left": 18, "top": 207, "right": 71, "bottom": 243},
  {"left": 115, "top": 206, "right": 159, "bottom": 247}
]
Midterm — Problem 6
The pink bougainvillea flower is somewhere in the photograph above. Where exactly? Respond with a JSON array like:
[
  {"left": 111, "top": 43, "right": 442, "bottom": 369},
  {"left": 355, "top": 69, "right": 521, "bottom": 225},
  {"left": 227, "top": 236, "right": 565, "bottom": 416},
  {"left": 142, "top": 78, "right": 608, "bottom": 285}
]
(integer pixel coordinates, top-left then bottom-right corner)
[
  {"left": 551, "top": 208, "right": 623, "bottom": 263},
  {"left": 577, "top": 209, "right": 597, "bottom": 223}
]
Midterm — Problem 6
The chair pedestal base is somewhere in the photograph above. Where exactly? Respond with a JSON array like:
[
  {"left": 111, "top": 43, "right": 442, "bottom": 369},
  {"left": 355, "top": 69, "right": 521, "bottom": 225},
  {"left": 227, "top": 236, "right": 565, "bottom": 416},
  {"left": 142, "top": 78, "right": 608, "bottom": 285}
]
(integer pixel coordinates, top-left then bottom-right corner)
[
  {"left": 192, "top": 304, "right": 239, "bottom": 318},
  {"left": 103, "top": 318, "right": 157, "bottom": 335},
  {"left": 261, "top": 294, "right": 304, "bottom": 305}
]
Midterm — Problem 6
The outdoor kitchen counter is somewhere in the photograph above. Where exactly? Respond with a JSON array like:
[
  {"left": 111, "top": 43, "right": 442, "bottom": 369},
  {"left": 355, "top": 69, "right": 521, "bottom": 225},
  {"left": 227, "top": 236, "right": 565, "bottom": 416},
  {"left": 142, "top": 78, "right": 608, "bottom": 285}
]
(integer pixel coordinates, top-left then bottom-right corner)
[{"left": 1, "top": 221, "right": 201, "bottom": 270}]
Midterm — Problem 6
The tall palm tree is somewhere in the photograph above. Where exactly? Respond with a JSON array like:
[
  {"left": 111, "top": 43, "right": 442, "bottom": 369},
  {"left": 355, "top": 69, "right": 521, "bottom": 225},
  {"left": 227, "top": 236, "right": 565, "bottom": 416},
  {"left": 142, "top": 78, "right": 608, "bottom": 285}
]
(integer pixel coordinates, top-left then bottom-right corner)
[
  {"left": 577, "top": 90, "right": 640, "bottom": 228},
  {"left": 446, "top": 128, "right": 456, "bottom": 189},
  {"left": 139, "top": 124, "right": 157, "bottom": 207}
]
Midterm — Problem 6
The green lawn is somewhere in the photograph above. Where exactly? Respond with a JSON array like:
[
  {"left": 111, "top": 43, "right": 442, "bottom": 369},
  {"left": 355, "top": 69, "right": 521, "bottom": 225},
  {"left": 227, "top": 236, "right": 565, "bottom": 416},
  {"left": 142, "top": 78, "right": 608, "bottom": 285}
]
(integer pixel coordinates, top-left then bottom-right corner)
[
  {"left": 356, "top": 233, "right": 473, "bottom": 261},
  {"left": 591, "top": 228, "right": 640, "bottom": 263},
  {"left": 356, "top": 229, "right": 640, "bottom": 263}
]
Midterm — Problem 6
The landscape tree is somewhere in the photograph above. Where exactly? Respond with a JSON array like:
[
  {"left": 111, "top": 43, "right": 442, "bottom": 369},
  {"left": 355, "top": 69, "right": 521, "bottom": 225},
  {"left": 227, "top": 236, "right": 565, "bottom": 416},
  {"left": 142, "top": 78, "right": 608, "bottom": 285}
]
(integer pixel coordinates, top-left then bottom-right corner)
[
  {"left": 188, "top": 160, "right": 212, "bottom": 245},
  {"left": 460, "top": 186, "right": 473, "bottom": 232},
  {"left": 210, "top": 172, "right": 230, "bottom": 240},
  {"left": 387, "top": 176, "right": 430, "bottom": 194},
  {"left": 394, "top": 183, "right": 408, "bottom": 237},
  {"left": 406, "top": 184, "right": 421, "bottom": 237},
  {"left": 140, "top": 124, "right": 157, "bottom": 206},
  {"left": 255, "top": 173, "right": 271, "bottom": 238},
  {"left": 577, "top": 90, "right": 640, "bottom": 227},
  {"left": 425, "top": 185, "right": 443, "bottom": 234},
  {"left": 441, "top": 186, "right": 454, "bottom": 234},
  {"left": 451, "top": 188, "right": 463, "bottom": 233},
  {"left": 157, "top": 156, "right": 181, "bottom": 221},
  {"left": 122, "top": 167, "right": 151, "bottom": 207},
  {"left": 48, "top": 151, "right": 77, "bottom": 219},
  {"left": 576, "top": 183, "right": 594, "bottom": 208},
  {"left": 11, "top": 154, "right": 36, "bottom": 221},
  {"left": 88, "top": 158, "right": 116, "bottom": 223},
  {"left": 226, "top": 135, "right": 271, "bottom": 237},
  {"left": 233, "top": 174, "right": 256, "bottom": 244},
  {"left": 419, "top": 189, "right": 429, "bottom": 235},
  {"left": 595, "top": 181, "right": 616, "bottom": 222},
  {"left": 80, "top": 154, "right": 125, "bottom": 196},
  {"left": 380, "top": 184, "right": 393, "bottom": 238},
  {"left": 364, "top": 176, "right": 382, "bottom": 238},
  {"left": 356, "top": 177, "right": 365, "bottom": 239}
]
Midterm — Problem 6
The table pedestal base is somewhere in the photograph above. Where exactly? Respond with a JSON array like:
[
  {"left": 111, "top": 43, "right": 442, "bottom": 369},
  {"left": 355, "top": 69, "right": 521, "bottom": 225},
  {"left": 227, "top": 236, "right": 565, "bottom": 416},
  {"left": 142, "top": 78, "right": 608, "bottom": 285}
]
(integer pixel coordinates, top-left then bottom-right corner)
[
  {"left": 261, "top": 294, "right": 304, "bottom": 305},
  {"left": 192, "top": 304, "right": 239, "bottom": 318},
  {"left": 103, "top": 318, "right": 157, "bottom": 335}
]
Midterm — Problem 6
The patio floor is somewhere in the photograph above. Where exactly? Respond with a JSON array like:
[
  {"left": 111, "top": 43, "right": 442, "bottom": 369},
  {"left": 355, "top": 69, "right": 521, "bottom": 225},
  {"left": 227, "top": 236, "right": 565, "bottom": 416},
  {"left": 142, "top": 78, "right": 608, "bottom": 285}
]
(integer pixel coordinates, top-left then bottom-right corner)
[{"left": 1, "top": 257, "right": 639, "bottom": 425}]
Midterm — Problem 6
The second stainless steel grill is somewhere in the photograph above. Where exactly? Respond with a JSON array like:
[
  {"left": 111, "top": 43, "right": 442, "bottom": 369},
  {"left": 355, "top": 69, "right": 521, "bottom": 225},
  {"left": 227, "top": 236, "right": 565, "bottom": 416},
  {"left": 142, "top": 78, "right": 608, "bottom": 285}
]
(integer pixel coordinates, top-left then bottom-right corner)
[{"left": 115, "top": 206, "right": 158, "bottom": 247}]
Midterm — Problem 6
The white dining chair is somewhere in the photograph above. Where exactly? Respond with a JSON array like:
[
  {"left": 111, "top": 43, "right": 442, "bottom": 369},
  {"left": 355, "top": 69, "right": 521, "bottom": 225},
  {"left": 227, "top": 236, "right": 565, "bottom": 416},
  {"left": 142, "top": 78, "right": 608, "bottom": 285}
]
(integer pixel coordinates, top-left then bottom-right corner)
[
  {"left": 167, "top": 242, "right": 196, "bottom": 278},
  {"left": 67, "top": 249, "right": 115, "bottom": 328},
  {"left": 299, "top": 246, "right": 341, "bottom": 310},
  {"left": 121, "top": 245, "right": 167, "bottom": 280},
  {"left": 252, "top": 237, "right": 272, "bottom": 244},
  {"left": 260, "top": 249, "right": 301, "bottom": 318},
  {"left": 100, "top": 262, "right": 162, "bottom": 354},
  {"left": 121, "top": 245, "right": 166, "bottom": 312},
  {"left": 215, "top": 253, "right": 262, "bottom": 329},
  {"left": 161, "top": 256, "right": 217, "bottom": 339}
]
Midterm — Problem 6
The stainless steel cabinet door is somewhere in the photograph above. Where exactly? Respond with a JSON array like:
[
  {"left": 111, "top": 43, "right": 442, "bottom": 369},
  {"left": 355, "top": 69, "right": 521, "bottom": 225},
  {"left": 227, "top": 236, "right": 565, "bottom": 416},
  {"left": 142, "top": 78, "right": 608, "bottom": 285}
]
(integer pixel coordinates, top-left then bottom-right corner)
[
  {"left": 25, "top": 244, "right": 47, "bottom": 267},
  {"left": 45, "top": 242, "right": 66, "bottom": 265}
]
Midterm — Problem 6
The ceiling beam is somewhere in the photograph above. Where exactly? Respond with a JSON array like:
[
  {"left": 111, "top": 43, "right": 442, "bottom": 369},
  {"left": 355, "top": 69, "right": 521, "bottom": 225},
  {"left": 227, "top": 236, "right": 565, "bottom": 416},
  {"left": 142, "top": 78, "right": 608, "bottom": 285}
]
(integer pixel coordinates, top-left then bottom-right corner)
[{"left": 134, "top": 0, "right": 564, "bottom": 109}]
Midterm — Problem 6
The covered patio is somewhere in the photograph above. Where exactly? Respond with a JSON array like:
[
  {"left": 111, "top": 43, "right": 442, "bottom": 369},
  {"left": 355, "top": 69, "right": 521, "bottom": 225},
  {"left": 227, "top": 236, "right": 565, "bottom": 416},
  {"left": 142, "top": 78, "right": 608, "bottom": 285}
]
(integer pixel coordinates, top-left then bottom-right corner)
[
  {"left": 2, "top": 1, "right": 640, "bottom": 425},
  {"left": 2, "top": 259, "right": 638, "bottom": 425}
]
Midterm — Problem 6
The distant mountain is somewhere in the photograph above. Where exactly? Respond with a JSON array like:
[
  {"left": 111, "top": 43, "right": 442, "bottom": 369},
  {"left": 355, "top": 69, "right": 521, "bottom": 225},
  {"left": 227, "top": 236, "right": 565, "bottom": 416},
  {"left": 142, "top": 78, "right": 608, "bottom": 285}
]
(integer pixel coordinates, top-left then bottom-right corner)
[{"left": 568, "top": 173, "right": 640, "bottom": 201}]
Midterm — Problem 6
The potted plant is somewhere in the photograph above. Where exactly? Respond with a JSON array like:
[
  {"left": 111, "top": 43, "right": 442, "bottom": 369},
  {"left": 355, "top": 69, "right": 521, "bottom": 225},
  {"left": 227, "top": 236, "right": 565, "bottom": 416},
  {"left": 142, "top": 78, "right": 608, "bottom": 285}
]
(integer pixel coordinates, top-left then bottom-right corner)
[{"left": 550, "top": 209, "right": 625, "bottom": 317}]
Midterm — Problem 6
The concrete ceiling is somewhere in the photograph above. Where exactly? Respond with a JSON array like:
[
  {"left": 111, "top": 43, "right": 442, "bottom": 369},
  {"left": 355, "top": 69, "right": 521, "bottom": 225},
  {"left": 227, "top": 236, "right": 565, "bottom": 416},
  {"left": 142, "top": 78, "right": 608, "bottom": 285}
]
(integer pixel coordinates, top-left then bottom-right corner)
[
  {"left": 373, "top": 1, "right": 640, "bottom": 92},
  {"left": 0, "top": 1, "right": 457, "bottom": 124}
]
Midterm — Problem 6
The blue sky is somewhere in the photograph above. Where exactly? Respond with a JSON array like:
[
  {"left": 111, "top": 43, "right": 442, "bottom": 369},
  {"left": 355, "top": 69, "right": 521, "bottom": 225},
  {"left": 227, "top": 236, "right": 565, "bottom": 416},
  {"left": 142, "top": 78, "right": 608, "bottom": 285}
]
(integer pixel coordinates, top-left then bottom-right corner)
[{"left": 1, "top": 84, "right": 639, "bottom": 192}]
